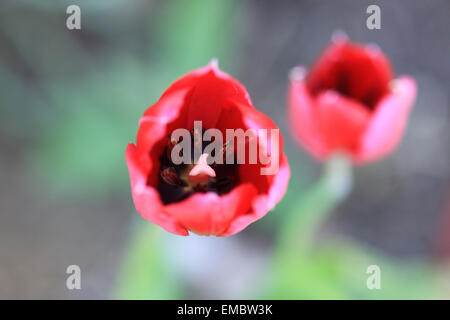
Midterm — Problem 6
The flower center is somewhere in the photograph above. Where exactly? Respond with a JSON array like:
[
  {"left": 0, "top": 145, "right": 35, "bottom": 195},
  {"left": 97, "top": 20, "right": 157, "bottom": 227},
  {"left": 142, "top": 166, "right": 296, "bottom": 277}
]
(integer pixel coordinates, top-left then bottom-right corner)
[
  {"left": 307, "top": 63, "right": 387, "bottom": 110},
  {"left": 156, "top": 132, "right": 238, "bottom": 205}
]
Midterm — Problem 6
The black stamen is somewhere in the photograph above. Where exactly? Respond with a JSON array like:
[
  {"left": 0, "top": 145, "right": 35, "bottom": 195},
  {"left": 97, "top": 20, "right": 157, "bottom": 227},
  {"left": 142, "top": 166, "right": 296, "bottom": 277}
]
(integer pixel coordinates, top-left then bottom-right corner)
[{"left": 160, "top": 167, "right": 185, "bottom": 187}]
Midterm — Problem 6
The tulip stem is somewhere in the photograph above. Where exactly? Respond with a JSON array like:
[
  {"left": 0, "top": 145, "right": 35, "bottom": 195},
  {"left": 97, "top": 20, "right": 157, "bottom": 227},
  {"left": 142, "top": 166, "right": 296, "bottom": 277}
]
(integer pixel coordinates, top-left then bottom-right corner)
[{"left": 278, "top": 153, "right": 353, "bottom": 251}]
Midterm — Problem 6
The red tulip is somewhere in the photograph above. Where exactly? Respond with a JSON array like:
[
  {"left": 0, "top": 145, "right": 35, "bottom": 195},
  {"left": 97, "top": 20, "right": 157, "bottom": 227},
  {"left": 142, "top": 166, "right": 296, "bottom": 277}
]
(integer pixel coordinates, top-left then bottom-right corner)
[
  {"left": 126, "top": 61, "right": 290, "bottom": 236},
  {"left": 288, "top": 36, "right": 417, "bottom": 164}
]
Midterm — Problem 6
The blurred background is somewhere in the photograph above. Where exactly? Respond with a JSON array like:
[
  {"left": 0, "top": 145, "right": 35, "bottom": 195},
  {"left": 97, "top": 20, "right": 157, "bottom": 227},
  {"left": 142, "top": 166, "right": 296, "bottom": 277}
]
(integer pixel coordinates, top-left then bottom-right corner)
[{"left": 1, "top": 0, "right": 449, "bottom": 299}]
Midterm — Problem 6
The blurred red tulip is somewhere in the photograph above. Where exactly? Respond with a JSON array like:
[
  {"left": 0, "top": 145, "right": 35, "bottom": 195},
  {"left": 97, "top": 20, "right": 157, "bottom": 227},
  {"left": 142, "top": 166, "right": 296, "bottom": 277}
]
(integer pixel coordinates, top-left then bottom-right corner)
[
  {"left": 126, "top": 61, "right": 290, "bottom": 236},
  {"left": 288, "top": 36, "right": 417, "bottom": 164}
]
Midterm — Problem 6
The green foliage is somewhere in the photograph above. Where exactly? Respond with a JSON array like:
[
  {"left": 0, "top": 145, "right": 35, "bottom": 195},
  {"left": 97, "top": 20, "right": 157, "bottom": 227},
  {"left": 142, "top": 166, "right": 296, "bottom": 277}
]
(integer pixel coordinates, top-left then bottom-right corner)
[
  {"left": 28, "top": 57, "right": 165, "bottom": 196},
  {"left": 154, "top": 0, "right": 238, "bottom": 72},
  {"left": 270, "top": 242, "right": 436, "bottom": 299},
  {"left": 114, "top": 223, "right": 181, "bottom": 299}
]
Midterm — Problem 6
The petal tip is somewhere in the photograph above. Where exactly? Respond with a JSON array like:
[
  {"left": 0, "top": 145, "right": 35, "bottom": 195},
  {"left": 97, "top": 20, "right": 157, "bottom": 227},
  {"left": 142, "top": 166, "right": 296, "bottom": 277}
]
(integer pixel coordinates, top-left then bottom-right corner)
[
  {"left": 289, "top": 66, "right": 307, "bottom": 82},
  {"left": 331, "top": 30, "right": 349, "bottom": 43},
  {"left": 125, "top": 143, "right": 136, "bottom": 158},
  {"left": 209, "top": 57, "right": 219, "bottom": 70}
]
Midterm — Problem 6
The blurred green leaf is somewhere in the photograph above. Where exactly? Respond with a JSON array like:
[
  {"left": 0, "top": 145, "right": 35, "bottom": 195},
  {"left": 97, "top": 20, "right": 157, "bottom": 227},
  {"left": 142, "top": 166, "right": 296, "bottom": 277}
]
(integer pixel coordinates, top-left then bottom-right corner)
[
  {"left": 28, "top": 56, "right": 162, "bottom": 196},
  {"left": 268, "top": 241, "right": 437, "bottom": 299},
  {"left": 153, "top": 0, "right": 238, "bottom": 72},
  {"left": 114, "top": 222, "right": 181, "bottom": 299}
]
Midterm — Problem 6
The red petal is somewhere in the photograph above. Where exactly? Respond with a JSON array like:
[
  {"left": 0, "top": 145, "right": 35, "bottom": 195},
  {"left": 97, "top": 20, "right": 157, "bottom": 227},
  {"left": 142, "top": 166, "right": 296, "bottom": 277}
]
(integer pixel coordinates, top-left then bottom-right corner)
[
  {"left": 217, "top": 100, "right": 285, "bottom": 194},
  {"left": 219, "top": 153, "right": 290, "bottom": 236},
  {"left": 165, "top": 183, "right": 258, "bottom": 236},
  {"left": 125, "top": 144, "right": 189, "bottom": 236},
  {"left": 288, "top": 73, "right": 328, "bottom": 159},
  {"left": 356, "top": 76, "right": 417, "bottom": 163},
  {"left": 136, "top": 88, "right": 190, "bottom": 186},
  {"left": 159, "top": 61, "right": 253, "bottom": 130},
  {"left": 315, "top": 90, "right": 371, "bottom": 158},
  {"left": 161, "top": 60, "right": 253, "bottom": 107}
]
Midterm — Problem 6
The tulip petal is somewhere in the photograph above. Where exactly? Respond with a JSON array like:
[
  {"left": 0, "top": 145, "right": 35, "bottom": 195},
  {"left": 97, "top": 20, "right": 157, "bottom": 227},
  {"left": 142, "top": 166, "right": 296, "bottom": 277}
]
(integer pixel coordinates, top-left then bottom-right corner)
[
  {"left": 159, "top": 61, "right": 253, "bottom": 130},
  {"left": 161, "top": 60, "right": 253, "bottom": 107},
  {"left": 165, "top": 183, "right": 258, "bottom": 236},
  {"left": 137, "top": 88, "right": 190, "bottom": 185},
  {"left": 356, "top": 76, "right": 417, "bottom": 163},
  {"left": 219, "top": 153, "right": 290, "bottom": 237},
  {"left": 217, "top": 99, "right": 285, "bottom": 194},
  {"left": 125, "top": 144, "right": 189, "bottom": 236},
  {"left": 288, "top": 75, "right": 328, "bottom": 159},
  {"left": 185, "top": 72, "right": 254, "bottom": 129},
  {"left": 315, "top": 90, "right": 371, "bottom": 157}
]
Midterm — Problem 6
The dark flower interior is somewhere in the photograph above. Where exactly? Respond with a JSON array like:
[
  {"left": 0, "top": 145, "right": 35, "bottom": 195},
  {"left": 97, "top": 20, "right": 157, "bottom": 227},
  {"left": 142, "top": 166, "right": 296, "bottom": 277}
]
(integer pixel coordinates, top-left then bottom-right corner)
[
  {"left": 306, "top": 43, "right": 392, "bottom": 110},
  {"left": 155, "top": 132, "right": 239, "bottom": 205}
]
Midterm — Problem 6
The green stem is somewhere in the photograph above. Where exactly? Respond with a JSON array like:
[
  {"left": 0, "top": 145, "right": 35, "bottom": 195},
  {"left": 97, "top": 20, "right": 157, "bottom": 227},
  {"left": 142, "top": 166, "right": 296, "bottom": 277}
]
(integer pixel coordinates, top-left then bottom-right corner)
[{"left": 278, "top": 153, "right": 353, "bottom": 251}]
